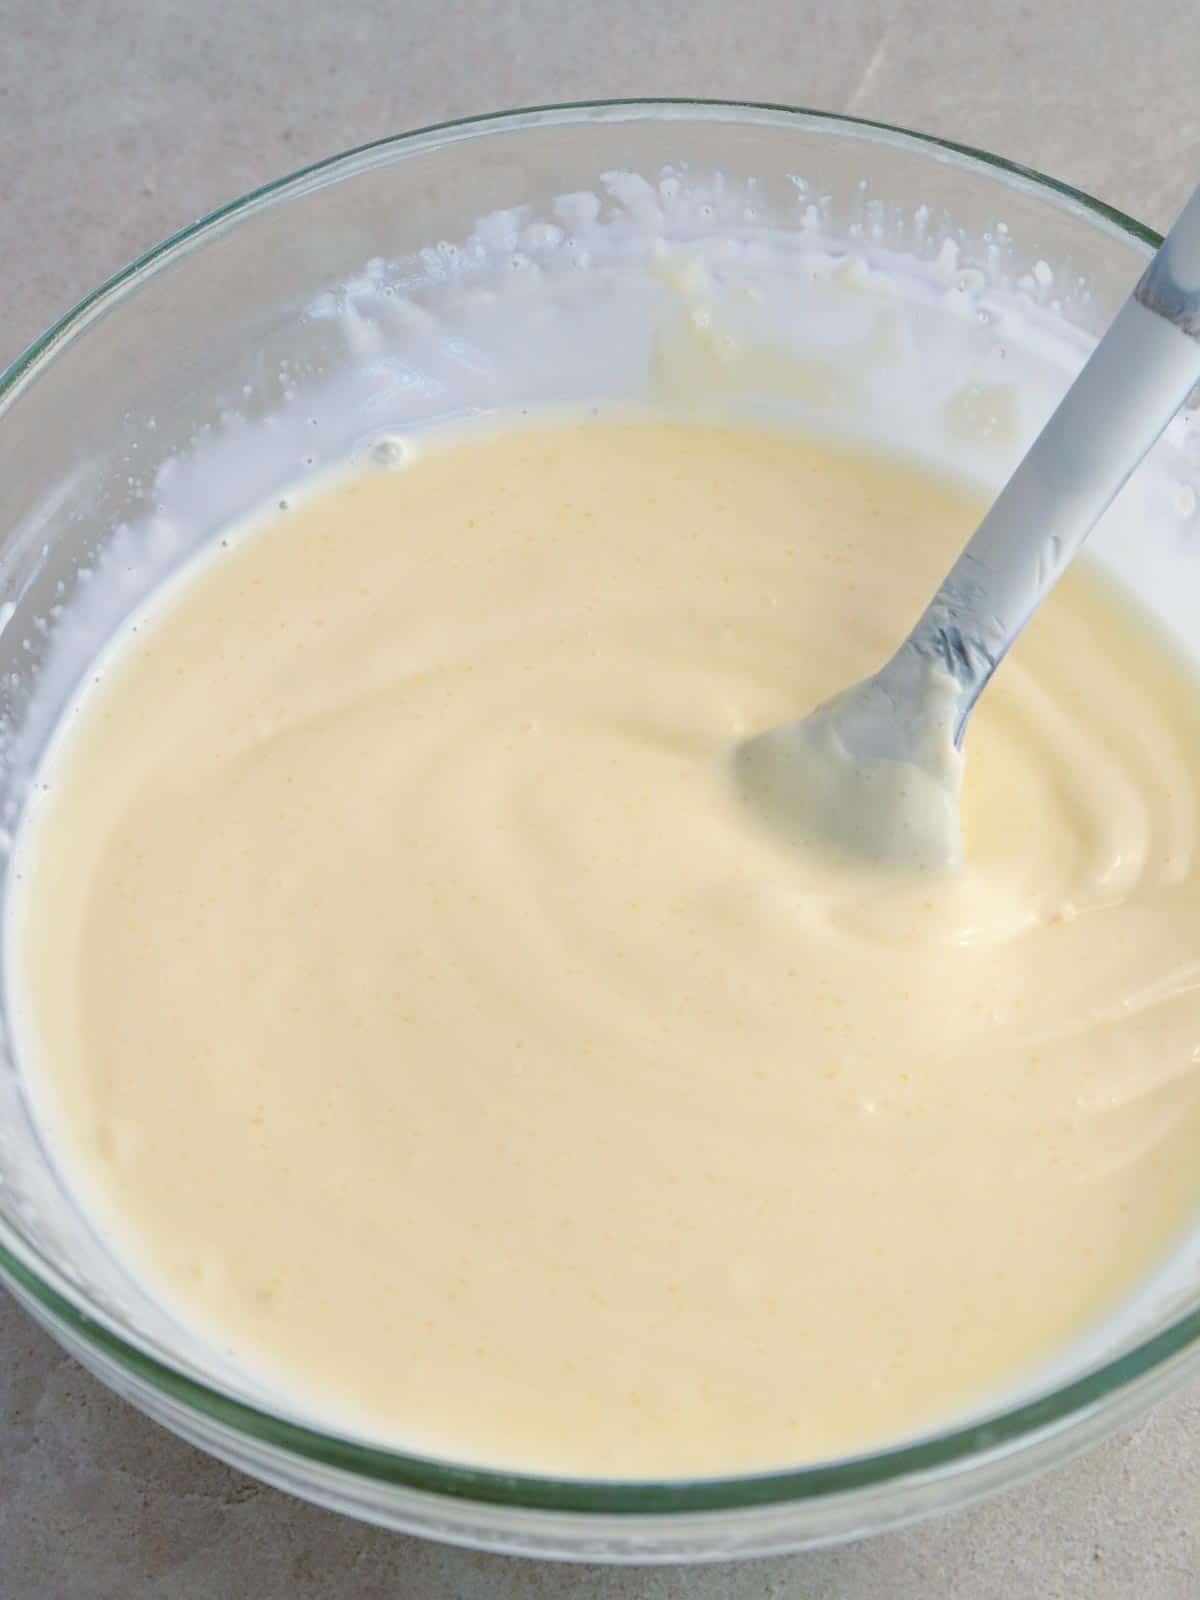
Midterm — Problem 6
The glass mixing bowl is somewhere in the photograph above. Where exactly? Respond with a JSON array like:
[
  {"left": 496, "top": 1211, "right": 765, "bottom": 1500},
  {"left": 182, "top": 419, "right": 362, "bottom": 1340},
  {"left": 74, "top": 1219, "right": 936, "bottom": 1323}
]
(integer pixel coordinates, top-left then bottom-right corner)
[{"left": 3, "top": 100, "right": 1200, "bottom": 1563}]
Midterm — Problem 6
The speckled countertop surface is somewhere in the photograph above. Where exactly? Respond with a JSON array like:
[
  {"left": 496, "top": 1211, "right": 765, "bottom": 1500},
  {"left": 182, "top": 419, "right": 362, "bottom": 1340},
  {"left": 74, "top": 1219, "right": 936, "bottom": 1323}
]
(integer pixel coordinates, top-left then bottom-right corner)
[{"left": 5, "top": 3, "right": 1200, "bottom": 1594}]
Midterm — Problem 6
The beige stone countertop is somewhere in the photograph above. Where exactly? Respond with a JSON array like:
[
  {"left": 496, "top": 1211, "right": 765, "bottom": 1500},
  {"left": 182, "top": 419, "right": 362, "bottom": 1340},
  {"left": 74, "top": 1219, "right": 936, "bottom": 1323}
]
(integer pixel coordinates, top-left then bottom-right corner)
[{"left": 5, "top": 2, "right": 1200, "bottom": 1594}]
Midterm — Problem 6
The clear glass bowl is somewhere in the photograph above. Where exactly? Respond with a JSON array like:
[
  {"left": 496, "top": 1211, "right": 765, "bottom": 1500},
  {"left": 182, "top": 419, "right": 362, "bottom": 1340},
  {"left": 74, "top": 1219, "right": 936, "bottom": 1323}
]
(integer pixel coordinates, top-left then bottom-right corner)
[{"left": 2, "top": 100, "right": 1198, "bottom": 1563}]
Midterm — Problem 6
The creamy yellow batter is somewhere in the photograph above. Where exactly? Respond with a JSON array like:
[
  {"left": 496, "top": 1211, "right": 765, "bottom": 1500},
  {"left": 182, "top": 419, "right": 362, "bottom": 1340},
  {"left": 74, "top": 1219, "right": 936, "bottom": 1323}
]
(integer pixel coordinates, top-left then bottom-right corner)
[{"left": 14, "top": 418, "right": 1200, "bottom": 1475}]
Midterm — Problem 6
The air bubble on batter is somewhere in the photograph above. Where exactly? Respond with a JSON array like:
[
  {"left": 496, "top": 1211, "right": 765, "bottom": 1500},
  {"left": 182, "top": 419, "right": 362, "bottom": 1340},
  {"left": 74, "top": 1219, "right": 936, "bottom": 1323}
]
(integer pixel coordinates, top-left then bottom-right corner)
[{"left": 365, "top": 435, "right": 410, "bottom": 469}]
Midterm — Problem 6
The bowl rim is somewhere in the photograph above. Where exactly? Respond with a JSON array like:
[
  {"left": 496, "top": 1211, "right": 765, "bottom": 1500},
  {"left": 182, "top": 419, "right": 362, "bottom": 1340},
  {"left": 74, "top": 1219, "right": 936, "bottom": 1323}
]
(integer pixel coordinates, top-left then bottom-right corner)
[{"left": 0, "top": 96, "right": 1187, "bottom": 1520}]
